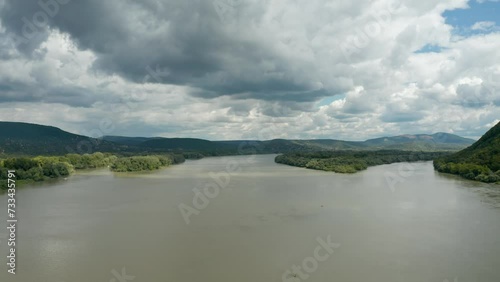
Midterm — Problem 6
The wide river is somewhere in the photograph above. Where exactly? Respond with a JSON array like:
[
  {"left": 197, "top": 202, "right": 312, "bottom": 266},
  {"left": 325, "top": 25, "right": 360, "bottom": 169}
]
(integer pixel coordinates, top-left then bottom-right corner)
[{"left": 1, "top": 155, "right": 500, "bottom": 282}]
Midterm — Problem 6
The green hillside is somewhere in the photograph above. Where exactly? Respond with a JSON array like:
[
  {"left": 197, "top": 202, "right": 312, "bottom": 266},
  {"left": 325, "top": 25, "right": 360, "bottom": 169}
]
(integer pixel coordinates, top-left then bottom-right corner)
[
  {"left": 104, "top": 134, "right": 474, "bottom": 154},
  {"left": 434, "top": 122, "right": 500, "bottom": 183},
  {"left": 99, "top": 136, "right": 157, "bottom": 146},
  {"left": 1, "top": 121, "right": 476, "bottom": 157},
  {"left": 140, "top": 138, "right": 224, "bottom": 151},
  {"left": 0, "top": 122, "right": 124, "bottom": 156},
  {"left": 362, "top": 133, "right": 475, "bottom": 150}
]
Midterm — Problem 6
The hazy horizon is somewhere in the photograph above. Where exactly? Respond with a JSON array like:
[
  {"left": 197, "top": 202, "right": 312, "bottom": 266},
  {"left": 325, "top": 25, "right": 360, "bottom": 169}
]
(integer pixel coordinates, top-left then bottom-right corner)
[{"left": 0, "top": 120, "right": 482, "bottom": 142}]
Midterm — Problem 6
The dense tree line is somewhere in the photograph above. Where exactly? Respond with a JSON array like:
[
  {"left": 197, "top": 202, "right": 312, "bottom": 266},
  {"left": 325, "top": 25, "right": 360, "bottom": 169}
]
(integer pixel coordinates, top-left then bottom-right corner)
[
  {"left": 0, "top": 152, "right": 185, "bottom": 189},
  {"left": 433, "top": 161, "right": 499, "bottom": 183},
  {"left": 63, "top": 153, "right": 118, "bottom": 169},
  {"left": 182, "top": 152, "right": 205, "bottom": 159},
  {"left": 275, "top": 150, "right": 450, "bottom": 173},
  {"left": 0, "top": 157, "right": 74, "bottom": 189},
  {"left": 433, "top": 122, "right": 500, "bottom": 183},
  {"left": 0, "top": 152, "right": 117, "bottom": 189},
  {"left": 110, "top": 154, "right": 184, "bottom": 172}
]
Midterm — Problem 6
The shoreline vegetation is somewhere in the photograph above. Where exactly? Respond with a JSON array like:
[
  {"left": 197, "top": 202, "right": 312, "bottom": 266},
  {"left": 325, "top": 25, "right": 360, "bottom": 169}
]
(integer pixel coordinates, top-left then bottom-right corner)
[
  {"left": 1, "top": 121, "right": 498, "bottom": 189},
  {"left": 275, "top": 150, "right": 450, "bottom": 174},
  {"left": 110, "top": 154, "right": 184, "bottom": 172},
  {"left": 3, "top": 150, "right": 449, "bottom": 190},
  {"left": 1, "top": 147, "right": 498, "bottom": 190},
  {"left": 0, "top": 152, "right": 186, "bottom": 190},
  {"left": 3, "top": 121, "right": 492, "bottom": 188},
  {"left": 275, "top": 121, "right": 500, "bottom": 184},
  {"left": 433, "top": 121, "right": 500, "bottom": 184}
]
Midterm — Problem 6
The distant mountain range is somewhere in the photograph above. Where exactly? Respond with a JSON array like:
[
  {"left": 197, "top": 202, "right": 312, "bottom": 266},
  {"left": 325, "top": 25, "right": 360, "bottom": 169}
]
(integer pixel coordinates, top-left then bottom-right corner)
[
  {"left": 102, "top": 133, "right": 475, "bottom": 153},
  {"left": 0, "top": 121, "right": 476, "bottom": 156}
]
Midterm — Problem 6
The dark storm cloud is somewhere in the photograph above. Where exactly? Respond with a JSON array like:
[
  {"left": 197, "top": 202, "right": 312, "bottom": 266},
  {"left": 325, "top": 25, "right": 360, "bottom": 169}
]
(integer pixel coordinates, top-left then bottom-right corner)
[
  {"left": 0, "top": 0, "right": 343, "bottom": 103},
  {"left": 0, "top": 82, "right": 37, "bottom": 103},
  {"left": 44, "top": 86, "right": 106, "bottom": 107},
  {"left": 0, "top": 81, "right": 103, "bottom": 107}
]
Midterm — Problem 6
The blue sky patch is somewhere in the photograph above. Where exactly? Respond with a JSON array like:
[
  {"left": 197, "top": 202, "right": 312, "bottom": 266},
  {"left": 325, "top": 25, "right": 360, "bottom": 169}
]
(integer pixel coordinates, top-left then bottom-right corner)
[
  {"left": 318, "top": 95, "right": 345, "bottom": 106},
  {"left": 443, "top": 0, "right": 499, "bottom": 36},
  {"left": 414, "top": 44, "right": 447, "bottom": 53}
]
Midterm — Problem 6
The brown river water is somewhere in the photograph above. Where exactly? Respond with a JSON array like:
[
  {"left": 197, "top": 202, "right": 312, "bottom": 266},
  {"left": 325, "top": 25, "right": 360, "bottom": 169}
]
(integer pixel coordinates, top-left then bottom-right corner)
[{"left": 1, "top": 154, "right": 499, "bottom": 282}]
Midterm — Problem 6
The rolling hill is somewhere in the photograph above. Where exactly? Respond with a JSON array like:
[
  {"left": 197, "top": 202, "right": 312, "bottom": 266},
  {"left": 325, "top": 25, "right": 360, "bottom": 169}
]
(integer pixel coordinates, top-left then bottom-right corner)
[
  {"left": 0, "top": 121, "right": 477, "bottom": 156},
  {"left": 362, "top": 133, "right": 475, "bottom": 150},
  {"left": 103, "top": 133, "right": 474, "bottom": 153},
  {"left": 0, "top": 122, "right": 123, "bottom": 156},
  {"left": 98, "top": 136, "right": 157, "bottom": 146},
  {"left": 434, "top": 121, "right": 500, "bottom": 183}
]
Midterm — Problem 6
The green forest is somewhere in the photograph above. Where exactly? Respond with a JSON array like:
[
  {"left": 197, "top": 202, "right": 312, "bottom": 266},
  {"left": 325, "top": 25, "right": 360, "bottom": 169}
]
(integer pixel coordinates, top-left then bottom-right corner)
[
  {"left": 0, "top": 152, "right": 185, "bottom": 190},
  {"left": 275, "top": 150, "right": 449, "bottom": 173},
  {"left": 1, "top": 121, "right": 497, "bottom": 188},
  {"left": 0, "top": 122, "right": 475, "bottom": 158},
  {"left": 433, "top": 121, "right": 500, "bottom": 183},
  {"left": 110, "top": 154, "right": 185, "bottom": 172}
]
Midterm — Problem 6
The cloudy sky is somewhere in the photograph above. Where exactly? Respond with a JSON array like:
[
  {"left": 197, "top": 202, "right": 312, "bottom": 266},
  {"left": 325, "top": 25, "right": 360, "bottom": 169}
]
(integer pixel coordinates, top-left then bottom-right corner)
[{"left": 0, "top": 0, "right": 498, "bottom": 140}]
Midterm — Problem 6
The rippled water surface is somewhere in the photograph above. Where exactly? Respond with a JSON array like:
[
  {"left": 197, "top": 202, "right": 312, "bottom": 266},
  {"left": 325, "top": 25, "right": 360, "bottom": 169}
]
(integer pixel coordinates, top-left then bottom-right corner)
[{"left": 1, "top": 155, "right": 499, "bottom": 282}]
